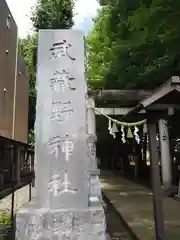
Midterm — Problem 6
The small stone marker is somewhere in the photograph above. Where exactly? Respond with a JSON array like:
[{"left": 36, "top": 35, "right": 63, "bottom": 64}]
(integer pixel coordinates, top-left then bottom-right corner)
[{"left": 16, "top": 30, "right": 107, "bottom": 240}]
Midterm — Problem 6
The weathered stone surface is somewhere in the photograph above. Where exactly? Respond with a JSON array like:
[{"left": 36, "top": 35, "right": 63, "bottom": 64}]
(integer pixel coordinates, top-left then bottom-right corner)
[
  {"left": 35, "top": 30, "right": 90, "bottom": 209},
  {"left": 87, "top": 97, "right": 102, "bottom": 201},
  {"left": 16, "top": 202, "right": 107, "bottom": 240},
  {"left": 16, "top": 30, "right": 107, "bottom": 239}
]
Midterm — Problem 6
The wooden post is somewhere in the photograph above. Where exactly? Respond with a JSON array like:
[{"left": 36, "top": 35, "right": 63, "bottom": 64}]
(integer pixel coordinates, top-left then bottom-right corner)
[
  {"left": 143, "top": 134, "right": 147, "bottom": 167},
  {"left": 11, "top": 145, "right": 15, "bottom": 182},
  {"left": 11, "top": 189, "right": 15, "bottom": 229},
  {"left": 30, "top": 151, "right": 35, "bottom": 187},
  {"left": 15, "top": 146, "right": 21, "bottom": 183},
  {"left": 147, "top": 113, "right": 165, "bottom": 240}
]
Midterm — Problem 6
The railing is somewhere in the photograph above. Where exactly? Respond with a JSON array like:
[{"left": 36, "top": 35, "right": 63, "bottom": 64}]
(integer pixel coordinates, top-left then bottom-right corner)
[
  {"left": 0, "top": 136, "right": 34, "bottom": 194},
  {"left": 0, "top": 136, "right": 34, "bottom": 239}
]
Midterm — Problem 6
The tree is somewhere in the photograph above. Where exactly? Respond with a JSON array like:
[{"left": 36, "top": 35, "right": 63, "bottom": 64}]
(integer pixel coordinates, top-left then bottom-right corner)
[
  {"left": 20, "top": 0, "right": 75, "bottom": 144},
  {"left": 87, "top": 0, "right": 144, "bottom": 89},
  {"left": 31, "top": 0, "right": 74, "bottom": 30},
  {"left": 87, "top": 0, "right": 180, "bottom": 90},
  {"left": 126, "top": 0, "right": 180, "bottom": 88},
  {"left": 19, "top": 34, "right": 37, "bottom": 132},
  {"left": 86, "top": 7, "right": 111, "bottom": 89}
]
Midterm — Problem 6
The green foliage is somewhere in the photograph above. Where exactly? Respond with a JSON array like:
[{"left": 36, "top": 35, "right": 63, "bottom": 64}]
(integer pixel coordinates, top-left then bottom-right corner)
[
  {"left": 28, "top": 129, "right": 35, "bottom": 149},
  {"left": 19, "top": 34, "right": 38, "bottom": 82},
  {"left": 86, "top": 7, "right": 111, "bottom": 89},
  {"left": 19, "top": 34, "right": 38, "bottom": 131},
  {"left": 87, "top": 0, "right": 180, "bottom": 90},
  {"left": 0, "top": 212, "right": 11, "bottom": 225},
  {"left": 31, "top": 0, "right": 74, "bottom": 30},
  {"left": 19, "top": 0, "right": 74, "bottom": 134}
]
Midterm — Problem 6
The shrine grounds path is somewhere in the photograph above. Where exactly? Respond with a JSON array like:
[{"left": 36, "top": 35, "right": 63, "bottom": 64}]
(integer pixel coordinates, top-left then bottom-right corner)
[
  {"left": 100, "top": 170, "right": 180, "bottom": 240},
  {"left": 103, "top": 195, "right": 132, "bottom": 240},
  {"left": 0, "top": 183, "right": 133, "bottom": 239},
  {"left": 2, "top": 171, "right": 180, "bottom": 239}
]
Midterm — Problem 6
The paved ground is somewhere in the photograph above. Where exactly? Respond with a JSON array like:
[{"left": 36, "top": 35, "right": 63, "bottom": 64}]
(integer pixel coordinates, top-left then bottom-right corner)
[
  {"left": 0, "top": 185, "right": 36, "bottom": 214},
  {"left": 100, "top": 170, "right": 180, "bottom": 240},
  {"left": 0, "top": 182, "right": 135, "bottom": 240},
  {"left": 3, "top": 172, "right": 180, "bottom": 239},
  {"left": 103, "top": 195, "right": 132, "bottom": 240}
]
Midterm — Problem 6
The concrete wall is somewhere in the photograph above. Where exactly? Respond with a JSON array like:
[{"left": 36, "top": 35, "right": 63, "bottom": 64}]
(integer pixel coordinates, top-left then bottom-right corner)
[{"left": 0, "top": 0, "right": 29, "bottom": 143}]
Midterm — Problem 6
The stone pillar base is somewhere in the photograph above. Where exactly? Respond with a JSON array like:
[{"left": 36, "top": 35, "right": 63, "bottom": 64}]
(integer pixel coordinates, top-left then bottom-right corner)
[
  {"left": 16, "top": 201, "right": 109, "bottom": 240},
  {"left": 89, "top": 172, "right": 102, "bottom": 202}
]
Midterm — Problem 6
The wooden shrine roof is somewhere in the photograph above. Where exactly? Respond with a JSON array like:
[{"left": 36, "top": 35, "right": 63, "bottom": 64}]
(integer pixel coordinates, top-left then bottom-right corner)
[
  {"left": 122, "top": 76, "right": 180, "bottom": 121},
  {"left": 89, "top": 89, "right": 151, "bottom": 107}
]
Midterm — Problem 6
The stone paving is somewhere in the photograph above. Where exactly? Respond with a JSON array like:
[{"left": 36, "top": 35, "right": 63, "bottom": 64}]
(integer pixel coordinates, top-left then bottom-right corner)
[
  {"left": 0, "top": 185, "right": 36, "bottom": 215},
  {"left": 0, "top": 183, "right": 134, "bottom": 240},
  {"left": 5, "top": 170, "right": 180, "bottom": 240},
  {"left": 100, "top": 170, "right": 180, "bottom": 240},
  {"left": 103, "top": 196, "right": 132, "bottom": 240}
]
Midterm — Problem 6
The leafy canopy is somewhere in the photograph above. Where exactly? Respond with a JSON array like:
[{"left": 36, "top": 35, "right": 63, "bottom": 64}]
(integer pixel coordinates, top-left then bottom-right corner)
[
  {"left": 31, "top": 0, "right": 74, "bottom": 30},
  {"left": 19, "top": 0, "right": 75, "bottom": 143},
  {"left": 87, "top": 0, "right": 180, "bottom": 90}
]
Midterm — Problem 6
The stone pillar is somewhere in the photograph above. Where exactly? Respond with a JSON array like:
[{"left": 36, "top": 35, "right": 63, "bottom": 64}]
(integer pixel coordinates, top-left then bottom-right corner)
[
  {"left": 158, "top": 119, "right": 172, "bottom": 190},
  {"left": 87, "top": 96, "right": 102, "bottom": 202},
  {"left": 16, "top": 30, "right": 107, "bottom": 240}
]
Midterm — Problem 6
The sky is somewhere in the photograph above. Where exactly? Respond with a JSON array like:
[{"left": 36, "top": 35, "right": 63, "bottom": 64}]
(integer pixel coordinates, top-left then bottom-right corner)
[{"left": 6, "top": 0, "right": 100, "bottom": 38}]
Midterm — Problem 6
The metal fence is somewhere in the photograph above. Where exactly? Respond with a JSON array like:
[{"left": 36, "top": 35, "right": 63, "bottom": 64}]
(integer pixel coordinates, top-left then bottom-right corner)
[{"left": 0, "top": 136, "right": 34, "bottom": 239}]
